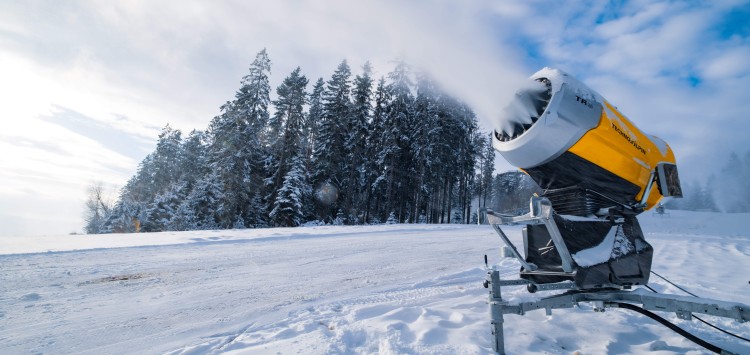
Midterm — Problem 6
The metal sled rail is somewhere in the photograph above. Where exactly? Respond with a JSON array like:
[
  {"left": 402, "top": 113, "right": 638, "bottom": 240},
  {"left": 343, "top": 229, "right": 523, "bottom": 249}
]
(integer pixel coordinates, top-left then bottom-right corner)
[{"left": 486, "top": 271, "right": 749, "bottom": 354}]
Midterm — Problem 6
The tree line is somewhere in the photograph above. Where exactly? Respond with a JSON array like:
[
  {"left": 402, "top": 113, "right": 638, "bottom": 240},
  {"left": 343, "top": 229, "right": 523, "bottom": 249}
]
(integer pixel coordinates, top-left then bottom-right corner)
[
  {"left": 666, "top": 150, "right": 750, "bottom": 213},
  {"left": 84, "top": 49, "right": 506, "bottom": 233}
]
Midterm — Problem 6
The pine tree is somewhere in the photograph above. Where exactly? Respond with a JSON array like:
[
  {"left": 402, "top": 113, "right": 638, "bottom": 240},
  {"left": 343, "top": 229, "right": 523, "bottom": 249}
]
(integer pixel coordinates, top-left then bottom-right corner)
[
  {"left": 490, "top": 171, "right": 541, "bottom": 214},
  {"left": 208, "top": 49, "right": 272, "bottom": 228},
  {"left": 171, "top": 198, "right": 197, "bottom": 231},
  {"left": 428, "top": 94, "right": 468, "bottom": 223},
  {"left": 385, "top": 211, "right": 397, "bottom": 224},
  {"left": 268, "top": 68, "right": 307, "bottom": 149},
  {"left": 237, "top": 49, "right": 272, "bottom": 142},
  {"left": 105, "top": 184, "right": 148, "bottom": 233},
  {"left": 142, "top": 182, "right": 187, "bottom": 232},
  {"left": 681, "top": 180, "right": 719, "bottom": 212},
  {"left": 378, "top": 59, "right": 414, "bottom": 223},
  {"left": 270, "top": 155, "right": 310, "bottom": 227},
  {"left": 151, "top": 124, "right": 184, "bottom": 190},
  {"left": 312, "top": 60, "right": 352, "bottom": 221},
  {"left": 181, "top": 170, "right": 225, "bottom": 230},
  {"left": 342, "top": 61, "right": 374, "bottom": 222},
  {"left": 267, "top": 67, "right": 309, "bottom": 220},
  {"left": 139, "top": 124, "right": 184, "bottom": 230},
  {"left": 103, "top": 124, "right": 184, "bottom": 233},
  {"left": 364, "top": 77, "right": 390, "bottom": 223},
  {"left": 304, "top": 78, "right": 325, "bottom": 166},
  {"left": 180, "top": 130, "right": 208, "bottom": 188},
  {"left": 701, "top": 176, "right": 719, "bottom": 212},
  {"left": 103, "top": 145, "right": 160, "bottom": 233},
  {"left": 410, "top": 73, "right": 438, "bottom": 222}
]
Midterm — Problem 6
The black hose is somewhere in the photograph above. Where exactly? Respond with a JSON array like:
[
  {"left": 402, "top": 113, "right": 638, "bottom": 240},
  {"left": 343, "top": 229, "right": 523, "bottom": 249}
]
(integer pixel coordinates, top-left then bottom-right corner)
[
  {"left": 612, "top": 302, "right": 725, "bottom": 354},
  {"left": 693, "top": 316, "right": 750, "bottom": 344},
  {"left": 651, "top": 271, "right": 699, "bottom": 297}
]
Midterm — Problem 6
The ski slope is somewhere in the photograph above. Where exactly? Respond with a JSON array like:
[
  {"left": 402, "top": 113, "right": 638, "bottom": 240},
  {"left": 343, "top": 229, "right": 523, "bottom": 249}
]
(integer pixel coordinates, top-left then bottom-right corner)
[{"left": 1, "top": 210, "right": 748, "bottom": 354}]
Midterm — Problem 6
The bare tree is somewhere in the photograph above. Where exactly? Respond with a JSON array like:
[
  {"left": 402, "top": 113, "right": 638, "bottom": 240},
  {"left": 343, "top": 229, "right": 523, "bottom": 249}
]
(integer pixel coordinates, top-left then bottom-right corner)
[{"left": 84, "top": 182, "right": 114, "bottom": 234}]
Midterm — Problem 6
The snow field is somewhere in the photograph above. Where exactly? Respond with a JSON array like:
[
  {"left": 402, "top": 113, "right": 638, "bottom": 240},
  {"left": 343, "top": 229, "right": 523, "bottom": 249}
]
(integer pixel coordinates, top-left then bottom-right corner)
[{"left": 0, "top": 210, "right": 748, "bottom": 354}]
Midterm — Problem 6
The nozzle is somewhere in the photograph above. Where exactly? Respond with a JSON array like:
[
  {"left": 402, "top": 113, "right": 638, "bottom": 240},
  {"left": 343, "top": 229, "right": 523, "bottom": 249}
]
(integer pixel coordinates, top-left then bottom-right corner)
[{"left": 495, "top": 77, "right": 551, "bottom": 142}]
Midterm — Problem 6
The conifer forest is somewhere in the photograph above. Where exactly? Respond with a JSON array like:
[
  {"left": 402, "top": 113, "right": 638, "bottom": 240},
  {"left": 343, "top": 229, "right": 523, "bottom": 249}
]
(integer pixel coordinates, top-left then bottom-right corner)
[{"left": 85, "top": 49, "right": 538, "bottom": 233}]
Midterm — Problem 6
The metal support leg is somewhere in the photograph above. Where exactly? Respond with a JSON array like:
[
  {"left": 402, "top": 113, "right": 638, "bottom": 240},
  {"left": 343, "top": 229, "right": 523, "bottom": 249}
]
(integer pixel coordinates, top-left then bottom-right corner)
[
  {"left": 537, "top": 198, "right": 575, "bottom": 273},
  {"left": 491, "top": 224, "right": 537, "bottom": 272},
  {"left": 488, "top": 270, "right": 505, "bottom": 354}
]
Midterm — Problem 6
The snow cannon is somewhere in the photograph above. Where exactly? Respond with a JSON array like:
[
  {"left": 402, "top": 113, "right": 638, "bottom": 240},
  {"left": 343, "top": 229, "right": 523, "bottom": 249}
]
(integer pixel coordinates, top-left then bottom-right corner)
[
  {"left": 483, "top": 69, "right": 750, "bottom": 355},
  {"left": 486, "top": 68, "right": 683, "bottom": 290},
  {"left": 493, "top": 67, "right": 682, "bottom": 212}
]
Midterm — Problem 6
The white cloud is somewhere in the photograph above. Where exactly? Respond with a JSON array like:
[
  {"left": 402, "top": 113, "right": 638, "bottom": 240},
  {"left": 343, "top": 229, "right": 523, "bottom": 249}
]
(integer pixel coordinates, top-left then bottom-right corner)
[
  {"left": 508, "top": 1, "right": 750, "bottom": 183},
  {"left": 701, "top": 46, "right": 750, "bottom": 80},
  {"left": 595, "top": 2, "right": 670, "bottom": 39}
]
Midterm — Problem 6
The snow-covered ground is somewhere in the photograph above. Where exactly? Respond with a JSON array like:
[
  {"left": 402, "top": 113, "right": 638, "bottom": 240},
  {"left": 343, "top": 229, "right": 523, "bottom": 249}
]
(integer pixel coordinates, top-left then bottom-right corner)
[{"left": 1, "top": 210, "right": 748, "bottom": 354}]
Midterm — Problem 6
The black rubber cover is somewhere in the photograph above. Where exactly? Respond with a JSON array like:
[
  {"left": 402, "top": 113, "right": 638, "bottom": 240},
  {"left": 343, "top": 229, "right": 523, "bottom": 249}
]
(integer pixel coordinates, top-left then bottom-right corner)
[{"left": 522, "top": 215, "right": 653, "bottom": 288}]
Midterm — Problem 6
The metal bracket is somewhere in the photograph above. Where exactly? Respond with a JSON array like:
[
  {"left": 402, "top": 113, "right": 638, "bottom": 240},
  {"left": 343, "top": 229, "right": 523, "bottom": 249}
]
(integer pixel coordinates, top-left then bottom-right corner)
[
  {"left": 676, "top": 310, "right": 693, "bottom": 321},
  {"left": 536, "top": 198, "right": 575, "bottom": 272},
  {"left": 637, "top": 170, "right": 657, "bottom": 207},
  {"left": 490, "top": 224, "right": 537, "bottom": 272},
  {"left": 486, "top": 196, "right": 576, "bottom": 274}
]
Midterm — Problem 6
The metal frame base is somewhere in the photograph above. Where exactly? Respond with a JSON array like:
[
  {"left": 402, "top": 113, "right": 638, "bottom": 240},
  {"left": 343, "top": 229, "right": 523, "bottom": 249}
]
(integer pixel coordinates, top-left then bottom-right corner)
[{"left": 486, "top": 269, "right": 749, "bottom": 354}]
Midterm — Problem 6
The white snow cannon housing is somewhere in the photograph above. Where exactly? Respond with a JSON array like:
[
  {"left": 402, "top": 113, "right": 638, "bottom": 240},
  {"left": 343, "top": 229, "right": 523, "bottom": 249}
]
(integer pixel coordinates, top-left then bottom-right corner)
[{"left": 489, "top": 68, "right": 682, "bottom": 290}]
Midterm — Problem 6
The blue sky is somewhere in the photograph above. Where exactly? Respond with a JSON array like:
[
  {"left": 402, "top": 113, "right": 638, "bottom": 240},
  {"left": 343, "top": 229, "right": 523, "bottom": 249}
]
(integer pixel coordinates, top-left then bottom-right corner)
[{"left": 1, "top": 0, "right": 749, "bottom": 236}]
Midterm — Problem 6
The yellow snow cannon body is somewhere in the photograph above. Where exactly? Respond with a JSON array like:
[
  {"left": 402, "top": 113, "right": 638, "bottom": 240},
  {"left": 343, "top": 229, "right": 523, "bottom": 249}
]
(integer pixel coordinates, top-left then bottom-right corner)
[
  {"left": 489, "top": 68, "right": 683, "bottom": 289},
  {"left": 493, "top": 67, "right": 682, "bottom": 215}
]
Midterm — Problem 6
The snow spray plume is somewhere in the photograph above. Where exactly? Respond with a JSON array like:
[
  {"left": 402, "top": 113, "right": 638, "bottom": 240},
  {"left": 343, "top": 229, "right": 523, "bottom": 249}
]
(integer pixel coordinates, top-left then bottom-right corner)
[{"left": 494, "top": 78, "right": 551, "bottom": 141}]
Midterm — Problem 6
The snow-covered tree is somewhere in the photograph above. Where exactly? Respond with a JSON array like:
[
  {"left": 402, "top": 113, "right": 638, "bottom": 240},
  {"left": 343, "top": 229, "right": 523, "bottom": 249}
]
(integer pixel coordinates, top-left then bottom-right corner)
[
  {"left": 678, "top": 180, "right": 719, "bottom": 212},
  {"left": 341, "top": 61, "right": 374, "bottom": 222},
  {"left": 270, "top": 155, "right": 310, "bottom": 227},
  {"left": 410, "top": 73, "right": 438, "bottom": 222},
  {"left": 151, "top": 124, "right": 183, "bottom": 191},
  {"left": 304, "top": 78, "right": 325, "bottom": 165},
  {"left": 714, "top": 151, "right": 750, "bottom": 212},
  {"left": 363, "top": 77, "right": 390, "bottom": 223},
  {"left": 208, "top": 49, "right": 272, "bottom": 228},
  {"left": 312, "top": 60, "right": 352, "bottom": 221},
  {"left": 181, "top": 170, "right": 225, "bottom": 230},
  {"left": 237, "top": 48, "right": 272, "bottom": 142},
  {"left": 180, "top": 130, "right": 208, "bottom": 188},
  {"left": 376, "top": 59, "right": 414, "bottom": 223},
  {"left": 142, "top": 182, "right": 187, "bottom": 232},
  {"left": 103, "top": 124, "right": 185, "bottom": 233},
  {"left": 267, "top": 67, "right": 309, "bottom": 217},
  {"left": 105, "top": 188, "right": 148, "bottom": 233},
  {"left": 96, "top": 53, "right": 492, "bottom": 232},
  {"left": 83, "top": 182, "right": 114, "bottom": 234},
  {"left": 490, "top": 171, "right": 541, "bottom": 214}
]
